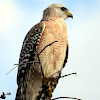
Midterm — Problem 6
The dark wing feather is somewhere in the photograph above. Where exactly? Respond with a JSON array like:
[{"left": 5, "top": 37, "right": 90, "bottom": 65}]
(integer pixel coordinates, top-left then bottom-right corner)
[
  {"left": 15, "top": 22, "right": 45, "bottom": 100},
  {"left": 17, "top": 22, "right": 45, "bottom": 85}
]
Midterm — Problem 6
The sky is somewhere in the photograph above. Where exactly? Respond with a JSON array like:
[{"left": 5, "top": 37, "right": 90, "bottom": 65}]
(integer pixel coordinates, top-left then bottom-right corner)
[{"left": 0, "top": 0, "right": 100, "bottom": 100}]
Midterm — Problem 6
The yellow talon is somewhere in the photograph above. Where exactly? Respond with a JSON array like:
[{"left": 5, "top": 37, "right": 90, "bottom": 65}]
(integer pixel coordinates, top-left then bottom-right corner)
[{"left": 42, "top": 76, "right": 58, "bottom": 99}]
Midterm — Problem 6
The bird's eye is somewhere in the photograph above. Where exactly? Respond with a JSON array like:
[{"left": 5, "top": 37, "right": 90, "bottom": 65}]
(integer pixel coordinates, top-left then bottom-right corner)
[{"left": 61, "top": 7, "right": 67, "bottom": 11}]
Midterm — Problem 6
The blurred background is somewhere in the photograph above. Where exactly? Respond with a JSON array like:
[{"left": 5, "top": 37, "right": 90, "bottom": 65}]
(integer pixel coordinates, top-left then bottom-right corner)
[{"left": 0, "top": 0, "right": 100, "bottom": 100}]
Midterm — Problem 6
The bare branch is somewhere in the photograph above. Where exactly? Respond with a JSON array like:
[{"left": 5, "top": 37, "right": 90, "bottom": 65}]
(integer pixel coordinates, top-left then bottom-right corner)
[
  {"left": 6, "top": 61, "right": 39, "bottom": 75},
  {"left": 14, "top": 61, "right": 39, "bottom": 66},
  {"left": 38, "top": 41, "right": 58, "bottom": 56},
  {"left": 59, "top": 73, "right": 77, "bottom": 79},
  {"left": 52, "top": 97, "right": 82, "bottom": 100},
  {"left": 6, "top": 66, "right": 17, "bottom": 75}
]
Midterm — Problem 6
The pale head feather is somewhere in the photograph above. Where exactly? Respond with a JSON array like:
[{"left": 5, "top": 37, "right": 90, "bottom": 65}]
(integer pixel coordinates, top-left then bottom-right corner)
[{"left": 42, "top": 4, "right": 70, "bottom": 21}]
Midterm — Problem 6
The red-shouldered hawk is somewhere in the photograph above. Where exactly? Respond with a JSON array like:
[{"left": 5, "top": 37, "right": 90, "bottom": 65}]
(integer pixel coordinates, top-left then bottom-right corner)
[{"left": 15, "top": 4, "right": 73, "bottom": 100}]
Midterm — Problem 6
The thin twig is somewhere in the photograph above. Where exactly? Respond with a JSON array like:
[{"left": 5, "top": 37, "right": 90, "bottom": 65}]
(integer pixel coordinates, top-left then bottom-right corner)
[
  {"left": 52, "top": 97, "right": 82, "bottom": 100},
  {"left": 49, "top": 71, "right": 77, "bottom": 79},
  {"left": 6, "top": 61, "right": 39, "bottom": 75},
  {"left": 6, "top": 66, "right": 17, "bottom": 75},
  {"left": 14, "top": 61, "right": 39, "bottom": 66},
  {"left": 59, "top": 73, "right": 77, "bottom": 79},
  {"left": 37, "top": 55, "right": 45, "bottom": 79},
  {"left": 38, "top": 41, "right": 58, "bottom": 56}
]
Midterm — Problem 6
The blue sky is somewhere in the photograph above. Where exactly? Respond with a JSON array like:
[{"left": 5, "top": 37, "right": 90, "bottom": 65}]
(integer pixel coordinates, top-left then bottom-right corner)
[{"left": 0, "top": 0, "right": 100, "bottom": 100}]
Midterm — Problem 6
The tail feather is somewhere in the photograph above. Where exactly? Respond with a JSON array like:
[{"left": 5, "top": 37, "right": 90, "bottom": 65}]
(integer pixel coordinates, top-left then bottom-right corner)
[
  {"left": 15, "top": 66, "right": 42, "bottom": 100},
  {"left": 16, "top": 64, "right": 60, "bottom": 100}
]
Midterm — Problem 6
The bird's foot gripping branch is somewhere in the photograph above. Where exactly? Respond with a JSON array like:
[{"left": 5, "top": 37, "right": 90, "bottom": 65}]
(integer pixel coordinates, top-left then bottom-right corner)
[{"left": 42, "top": 76, "right": 58, "bottom": 100}]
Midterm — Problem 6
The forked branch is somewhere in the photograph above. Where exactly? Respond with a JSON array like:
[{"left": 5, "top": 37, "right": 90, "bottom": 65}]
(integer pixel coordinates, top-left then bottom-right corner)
[{"left": 37, "top": 41, "right": 58, "bottom": 79}]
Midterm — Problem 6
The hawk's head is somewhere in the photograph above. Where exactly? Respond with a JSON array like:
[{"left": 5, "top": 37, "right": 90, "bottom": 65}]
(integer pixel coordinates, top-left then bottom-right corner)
[{"left": 42, "top": 4, "right": 73, "bottom": 20}]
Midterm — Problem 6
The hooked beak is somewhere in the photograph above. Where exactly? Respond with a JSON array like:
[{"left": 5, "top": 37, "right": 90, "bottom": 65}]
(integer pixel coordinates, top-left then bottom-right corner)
[{"left": 67, "top": 12, "right": 73, "bottom": 19}]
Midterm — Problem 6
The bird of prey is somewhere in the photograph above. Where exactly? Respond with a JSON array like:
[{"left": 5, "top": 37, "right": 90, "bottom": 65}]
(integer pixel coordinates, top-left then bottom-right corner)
[{"left": 15, "top": 4, "right": 73, "bottom": 100}]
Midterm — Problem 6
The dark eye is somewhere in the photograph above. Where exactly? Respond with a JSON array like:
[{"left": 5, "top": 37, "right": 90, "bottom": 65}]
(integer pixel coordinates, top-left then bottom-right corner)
[{"left": 61, "top": 7, "right": 67, "bottom": 11}]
